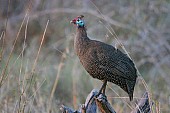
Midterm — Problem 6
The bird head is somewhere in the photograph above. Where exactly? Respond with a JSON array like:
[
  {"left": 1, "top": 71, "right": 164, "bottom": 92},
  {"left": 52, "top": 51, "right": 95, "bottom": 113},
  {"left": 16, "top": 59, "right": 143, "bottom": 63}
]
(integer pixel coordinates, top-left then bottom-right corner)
[{"left": 70, "top": 15, "right": 85, "bottom": 27}]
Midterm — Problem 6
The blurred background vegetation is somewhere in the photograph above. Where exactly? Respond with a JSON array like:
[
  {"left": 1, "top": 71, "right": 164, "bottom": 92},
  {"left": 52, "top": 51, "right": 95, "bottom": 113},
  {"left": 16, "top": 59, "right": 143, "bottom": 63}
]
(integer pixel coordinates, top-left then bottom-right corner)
[{"left": 0, "top": 0, "right": 170, "bottom": 112}]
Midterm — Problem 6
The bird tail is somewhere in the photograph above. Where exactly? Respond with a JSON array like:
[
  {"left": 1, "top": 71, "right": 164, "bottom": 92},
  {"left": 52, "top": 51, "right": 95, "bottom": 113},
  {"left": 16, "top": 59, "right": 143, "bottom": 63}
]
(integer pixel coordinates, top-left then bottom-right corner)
[{"left": 126, "top": 80, "right": 136, "bottom": 101}]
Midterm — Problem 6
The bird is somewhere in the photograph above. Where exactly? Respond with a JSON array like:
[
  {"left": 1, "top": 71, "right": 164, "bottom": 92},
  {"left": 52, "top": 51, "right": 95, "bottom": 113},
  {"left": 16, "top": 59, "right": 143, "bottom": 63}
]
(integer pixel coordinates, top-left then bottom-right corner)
[{"left": 70, "top": 15, "right": 137, "bottom": 101}]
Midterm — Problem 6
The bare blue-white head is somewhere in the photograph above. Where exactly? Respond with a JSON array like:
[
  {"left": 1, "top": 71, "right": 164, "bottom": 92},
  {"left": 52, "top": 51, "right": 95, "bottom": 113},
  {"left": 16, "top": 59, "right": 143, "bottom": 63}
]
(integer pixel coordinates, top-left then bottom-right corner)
[{"left": 70, "top": 15, "right": 85, "bottom": 28}]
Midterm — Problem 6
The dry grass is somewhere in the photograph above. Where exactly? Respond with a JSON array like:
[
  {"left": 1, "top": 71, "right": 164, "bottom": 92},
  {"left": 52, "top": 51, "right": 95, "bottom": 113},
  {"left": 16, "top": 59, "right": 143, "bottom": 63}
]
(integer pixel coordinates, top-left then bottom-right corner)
[{"left": 0, "top": 0, "right": 170, "bottom": 112}]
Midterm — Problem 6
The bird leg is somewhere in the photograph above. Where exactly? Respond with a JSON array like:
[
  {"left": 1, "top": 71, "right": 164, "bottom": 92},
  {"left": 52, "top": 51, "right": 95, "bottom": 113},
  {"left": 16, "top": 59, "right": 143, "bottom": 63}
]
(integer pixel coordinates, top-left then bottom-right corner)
[
  {"left": 96, "top": 80, "right": 107, "bottom": 97},
  {"left": 102, "top": 80, "right": 107, "bottom": 94}
]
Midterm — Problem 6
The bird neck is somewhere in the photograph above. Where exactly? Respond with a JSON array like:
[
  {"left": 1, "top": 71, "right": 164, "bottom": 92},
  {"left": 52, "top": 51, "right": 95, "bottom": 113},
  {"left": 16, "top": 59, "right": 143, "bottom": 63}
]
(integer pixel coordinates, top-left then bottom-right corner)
[
  {"left": 74, "top": 27, "right": 89, "bottom": 55},
  {"left": 76, "top": 27, "right": 88, "bottom": 38}
]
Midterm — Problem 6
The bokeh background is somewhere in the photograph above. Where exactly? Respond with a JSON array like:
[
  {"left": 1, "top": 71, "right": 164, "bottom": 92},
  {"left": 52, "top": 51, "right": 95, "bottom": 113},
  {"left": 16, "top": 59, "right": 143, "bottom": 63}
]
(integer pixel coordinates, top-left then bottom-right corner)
[{"left": 0, "top": 0, "right": 170, "bottom": 112}]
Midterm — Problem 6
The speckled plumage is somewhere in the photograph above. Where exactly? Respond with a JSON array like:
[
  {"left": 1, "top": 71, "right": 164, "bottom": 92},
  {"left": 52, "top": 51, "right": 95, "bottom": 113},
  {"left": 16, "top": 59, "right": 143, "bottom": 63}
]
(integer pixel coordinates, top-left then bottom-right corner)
[{"left": 71, "top": 16, "right": 137, "bottom": 101}]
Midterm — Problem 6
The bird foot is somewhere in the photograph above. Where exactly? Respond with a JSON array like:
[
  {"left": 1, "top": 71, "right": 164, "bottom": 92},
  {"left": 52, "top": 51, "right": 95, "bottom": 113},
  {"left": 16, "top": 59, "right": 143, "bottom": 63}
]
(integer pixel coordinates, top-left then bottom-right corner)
[
  {"left": 95, "top": 92, "right": 107, "bottom": 101},
  {"left": 95, "top": 92, "right": 106, "bottom": 98},
  {"left": 95, "top": 92, "right": 101, "bottom": 98}
]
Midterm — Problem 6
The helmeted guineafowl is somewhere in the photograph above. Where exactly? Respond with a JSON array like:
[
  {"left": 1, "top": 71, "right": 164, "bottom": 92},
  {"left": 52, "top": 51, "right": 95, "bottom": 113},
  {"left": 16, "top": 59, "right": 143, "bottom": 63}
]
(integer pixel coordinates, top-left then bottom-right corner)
[{"left": 70, "top": 15, "right": 137, "bottom": 101}]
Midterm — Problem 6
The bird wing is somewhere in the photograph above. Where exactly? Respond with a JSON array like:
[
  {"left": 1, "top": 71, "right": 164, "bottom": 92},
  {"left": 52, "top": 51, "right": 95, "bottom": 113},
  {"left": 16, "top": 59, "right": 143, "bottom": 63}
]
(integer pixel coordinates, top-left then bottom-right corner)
[{"left": 93, "top": 41, "right": 137, "bottom": 81}]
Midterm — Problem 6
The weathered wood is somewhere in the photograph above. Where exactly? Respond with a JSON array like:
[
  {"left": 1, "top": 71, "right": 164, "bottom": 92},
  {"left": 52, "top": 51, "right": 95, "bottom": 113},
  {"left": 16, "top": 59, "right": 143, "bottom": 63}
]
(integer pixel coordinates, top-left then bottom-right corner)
[
  {"left": 84, "top": 89, "right": 98, "bottom": 113},
  {"left": 60, "top": 89, "right": 152, "bottom": 113},
  {"left": 60, "top": 89, "right": 98, "bottom": 113},
  {"left": 95, "top": 94, "right": 116, "bottom": 113},
  {"left": 131, "top": 92, "right": 153, "bottom": 113}
]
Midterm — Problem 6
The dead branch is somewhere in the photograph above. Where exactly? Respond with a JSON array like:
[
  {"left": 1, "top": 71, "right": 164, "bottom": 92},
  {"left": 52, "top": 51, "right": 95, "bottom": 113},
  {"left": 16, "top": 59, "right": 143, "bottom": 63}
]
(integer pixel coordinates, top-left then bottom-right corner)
[
  {"left": 131, "top": 92, "right": 153, "bottom": 113},
  {"left": 60, "top": 89, "right": 152, "bottom": 113},
  {"left": 95, "top": 94, "right": 116, "bottom": 113}
]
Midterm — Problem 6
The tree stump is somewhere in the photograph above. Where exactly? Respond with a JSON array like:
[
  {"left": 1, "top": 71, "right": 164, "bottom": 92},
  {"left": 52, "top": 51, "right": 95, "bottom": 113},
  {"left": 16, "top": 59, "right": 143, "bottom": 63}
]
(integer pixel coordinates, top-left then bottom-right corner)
[{"left": 60, "top": 89, "right": 152, "bottom": 113}]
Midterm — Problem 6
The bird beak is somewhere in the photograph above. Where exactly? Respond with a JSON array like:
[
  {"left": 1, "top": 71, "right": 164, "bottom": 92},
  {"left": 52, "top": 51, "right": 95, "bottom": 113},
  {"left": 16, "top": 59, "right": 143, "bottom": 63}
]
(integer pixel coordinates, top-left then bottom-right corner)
[
  {"left": 70, "top": 19, "right": 76, "bottom": 24},
  {"left": 70, "top": 20, "right": 73, "bottom": 23}
]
